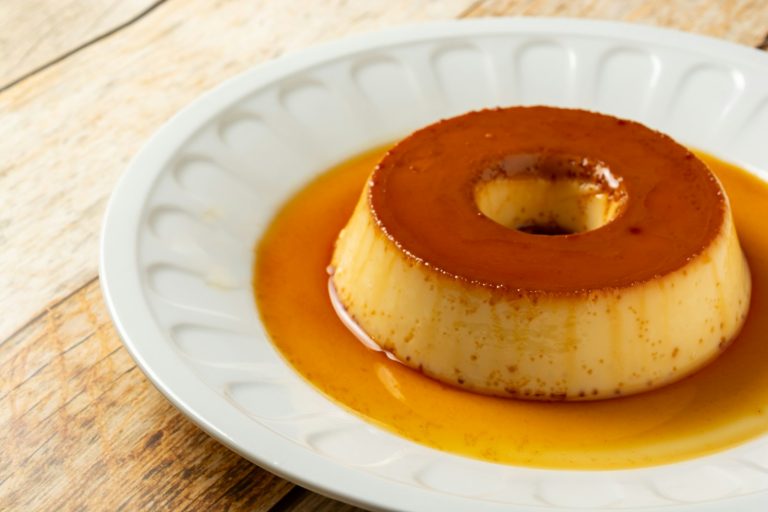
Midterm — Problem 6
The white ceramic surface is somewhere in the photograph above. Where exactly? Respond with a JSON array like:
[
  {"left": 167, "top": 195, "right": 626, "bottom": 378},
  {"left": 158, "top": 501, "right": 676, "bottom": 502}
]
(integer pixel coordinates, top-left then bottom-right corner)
[{"left": 101, "top": 18, "right": 768, "bottom": 511}]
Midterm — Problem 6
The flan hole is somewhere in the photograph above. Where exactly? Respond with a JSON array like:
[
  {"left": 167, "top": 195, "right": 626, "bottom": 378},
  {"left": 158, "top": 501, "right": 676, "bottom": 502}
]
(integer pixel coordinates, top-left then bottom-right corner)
[
  {"left": 474, "top": 153, "right": 627, "bottom": 235},
  {"left": 517, "top": 223, "right": 574, "bottom": 235}
]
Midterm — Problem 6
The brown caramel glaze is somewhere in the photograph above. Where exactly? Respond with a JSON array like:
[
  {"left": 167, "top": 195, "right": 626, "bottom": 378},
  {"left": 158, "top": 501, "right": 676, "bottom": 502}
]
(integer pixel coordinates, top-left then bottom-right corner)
[{"left": 369, "top": 107, "right": 726, "bottom": 292}]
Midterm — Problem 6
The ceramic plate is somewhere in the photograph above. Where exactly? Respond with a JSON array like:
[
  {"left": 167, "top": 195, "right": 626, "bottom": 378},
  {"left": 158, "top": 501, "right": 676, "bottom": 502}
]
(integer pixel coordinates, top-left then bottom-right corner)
[{"left": 101, "top": 18, "right": 768, "bottom": 511}]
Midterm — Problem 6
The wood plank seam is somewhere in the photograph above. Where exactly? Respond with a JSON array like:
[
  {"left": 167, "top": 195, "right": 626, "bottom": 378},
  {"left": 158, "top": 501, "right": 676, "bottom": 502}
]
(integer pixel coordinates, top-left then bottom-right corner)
[
  {"left": 268, "top": 486, "right": 312, "bottom": 512},
  {"left": 0, "top": 0, "right": 168, "bottom": 94},
  {"left": 759, "top": 32, "right": 768, "bottom": 50}
]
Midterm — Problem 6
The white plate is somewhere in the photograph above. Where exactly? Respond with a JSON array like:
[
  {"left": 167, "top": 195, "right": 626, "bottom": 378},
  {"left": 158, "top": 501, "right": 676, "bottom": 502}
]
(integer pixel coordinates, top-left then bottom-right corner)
[{"left": 101, "top": 18, "right": 768, "bottom": 511}]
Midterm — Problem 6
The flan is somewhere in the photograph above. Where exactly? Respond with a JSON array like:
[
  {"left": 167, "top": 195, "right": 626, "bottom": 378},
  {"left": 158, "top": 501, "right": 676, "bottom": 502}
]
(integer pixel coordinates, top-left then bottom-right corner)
[{"left": 329, "top": 107, "right": 751, "bottom": 401}]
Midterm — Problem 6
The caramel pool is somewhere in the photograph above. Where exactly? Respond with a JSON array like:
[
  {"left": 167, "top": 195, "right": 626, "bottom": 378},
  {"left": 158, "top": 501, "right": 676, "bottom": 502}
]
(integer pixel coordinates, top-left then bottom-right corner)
[{"left": 254, "top": 146, "right": 768, "bottom": 469}]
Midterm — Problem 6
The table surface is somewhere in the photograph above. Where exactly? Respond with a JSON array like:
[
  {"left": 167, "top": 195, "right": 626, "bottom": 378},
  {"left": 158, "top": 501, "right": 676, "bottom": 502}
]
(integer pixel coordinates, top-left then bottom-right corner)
[{"left": 2, "top": 1, "right": 768, "bottom": 510}]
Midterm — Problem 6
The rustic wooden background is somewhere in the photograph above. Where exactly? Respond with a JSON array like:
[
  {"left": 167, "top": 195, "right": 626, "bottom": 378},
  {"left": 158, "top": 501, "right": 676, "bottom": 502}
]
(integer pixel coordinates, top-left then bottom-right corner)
[{"left": 2, "top": 1, "right": 767, "bottom": 510}]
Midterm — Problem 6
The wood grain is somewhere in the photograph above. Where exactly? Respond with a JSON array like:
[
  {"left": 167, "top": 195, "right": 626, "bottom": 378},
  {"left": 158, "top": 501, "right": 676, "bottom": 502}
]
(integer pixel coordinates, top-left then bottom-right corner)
[
  {"left": 0, "top": 279, "right": 293, "bottom": 511},
  {"left": 2, "top": 1, "right": 768, "bottom": 510},
  {"left": 466, "top": 0, "right": 768, "bottom": 47},
  {"left": 0, "top": 0, "right": 162, "bottom": 90},
  {"left": 272, "top": 487, "right": 365, "bottom": 512}
]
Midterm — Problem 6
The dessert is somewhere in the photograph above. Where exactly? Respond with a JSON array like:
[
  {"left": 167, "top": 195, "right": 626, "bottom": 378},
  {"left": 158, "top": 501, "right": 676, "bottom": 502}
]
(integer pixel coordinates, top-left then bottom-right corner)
[
  {"left": 256, "top": 147, "right": 768, "bottom": 467},
  {"left": 329, "top": 107, "right": 751, "bottom": 401}
]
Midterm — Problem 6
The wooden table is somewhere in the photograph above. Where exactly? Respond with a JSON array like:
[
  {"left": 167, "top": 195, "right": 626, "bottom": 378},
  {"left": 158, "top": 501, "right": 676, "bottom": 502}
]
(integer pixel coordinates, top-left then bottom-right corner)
[{"left": 2, "top": 1, "right": 767, "bottom": 510}]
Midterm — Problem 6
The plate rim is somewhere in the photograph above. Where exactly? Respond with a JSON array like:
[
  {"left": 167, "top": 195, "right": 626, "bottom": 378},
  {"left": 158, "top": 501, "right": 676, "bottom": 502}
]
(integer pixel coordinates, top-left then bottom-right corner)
[{"left": 100, "top": 17, "right": 768, "bottom": 512}]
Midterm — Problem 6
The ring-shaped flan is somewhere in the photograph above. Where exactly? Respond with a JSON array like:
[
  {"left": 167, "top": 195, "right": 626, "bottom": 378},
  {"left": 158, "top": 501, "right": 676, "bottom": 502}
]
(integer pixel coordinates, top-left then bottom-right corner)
[{"left": 330, "top": 106, "right": 751, "bottom": 400}]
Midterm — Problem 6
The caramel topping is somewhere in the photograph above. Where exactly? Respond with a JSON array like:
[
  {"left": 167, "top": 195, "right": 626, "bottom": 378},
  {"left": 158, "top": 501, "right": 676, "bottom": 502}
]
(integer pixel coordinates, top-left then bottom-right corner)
[{"left": 369, "top": 107, "right": 725, "bottom": 291}]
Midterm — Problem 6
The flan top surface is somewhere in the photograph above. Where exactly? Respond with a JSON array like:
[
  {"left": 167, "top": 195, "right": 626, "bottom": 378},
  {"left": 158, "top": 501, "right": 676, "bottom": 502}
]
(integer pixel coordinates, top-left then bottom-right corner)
[{"left": 368, "top": 107, "right": 726, "bottom": 292}]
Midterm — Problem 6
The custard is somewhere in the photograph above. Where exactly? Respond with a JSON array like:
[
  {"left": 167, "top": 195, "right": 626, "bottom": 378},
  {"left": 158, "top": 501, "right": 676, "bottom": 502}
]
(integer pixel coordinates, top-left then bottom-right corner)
[{"left": 330, "top": 108, "right": 751, "bottom": 400}]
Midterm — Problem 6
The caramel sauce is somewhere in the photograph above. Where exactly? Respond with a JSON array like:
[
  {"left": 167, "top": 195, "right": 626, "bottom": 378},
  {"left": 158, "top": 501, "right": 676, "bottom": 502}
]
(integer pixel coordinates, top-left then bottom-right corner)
[
  {"left": 254, "top": 146, "right": 768, "bottom": 469},
  {"left": 371, "top": 107, "right": 725, "bottom": 291}
]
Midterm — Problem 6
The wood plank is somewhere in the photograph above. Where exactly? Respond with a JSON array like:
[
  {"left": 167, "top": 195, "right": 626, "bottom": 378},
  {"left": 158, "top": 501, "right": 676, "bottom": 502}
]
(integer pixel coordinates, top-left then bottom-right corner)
[
  {"left": 0, "top": 278, "right": 293, "bottom": 511},
  {"left": 270, "top": 487, "right": 366, "bottom": 512},
  {"left": 0, "top": 0, "right": 162, "bottom": 89},
  {"left": 0, "top": 0, "right": 475, "bottom": 345},
  {"left": 465, "top": 0, "right": 768, "bottom": 46}
]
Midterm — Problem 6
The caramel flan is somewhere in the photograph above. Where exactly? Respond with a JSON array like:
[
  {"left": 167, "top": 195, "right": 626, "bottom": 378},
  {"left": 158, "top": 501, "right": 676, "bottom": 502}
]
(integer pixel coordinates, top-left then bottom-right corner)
[{"left": 329, "top": 107, "right": 751, "bottom": 401}]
